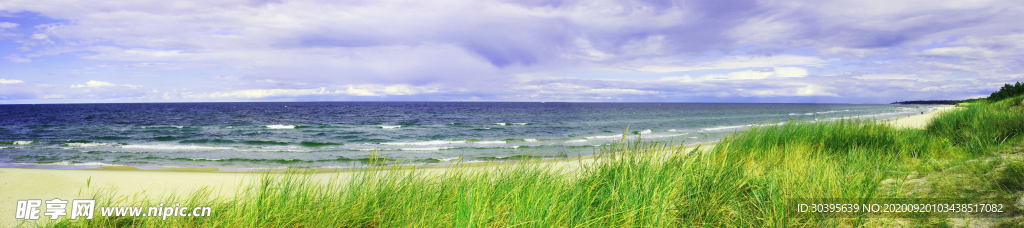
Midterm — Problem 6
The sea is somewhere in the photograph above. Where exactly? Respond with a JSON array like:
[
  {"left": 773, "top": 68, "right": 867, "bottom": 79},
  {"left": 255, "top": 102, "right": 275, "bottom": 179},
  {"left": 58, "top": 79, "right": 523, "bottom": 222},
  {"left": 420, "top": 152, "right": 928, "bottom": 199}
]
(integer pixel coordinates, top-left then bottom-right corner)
[{"left": 0, "top": 102, "right": 937, "bottom": 170}]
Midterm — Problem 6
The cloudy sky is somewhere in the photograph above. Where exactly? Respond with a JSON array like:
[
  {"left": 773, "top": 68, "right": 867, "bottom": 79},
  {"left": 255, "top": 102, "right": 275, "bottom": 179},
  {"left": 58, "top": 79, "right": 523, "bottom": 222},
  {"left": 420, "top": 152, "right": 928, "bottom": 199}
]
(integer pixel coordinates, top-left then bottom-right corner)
[{"left": 1, "top": 0, "right": 1022, "bottom": 104}]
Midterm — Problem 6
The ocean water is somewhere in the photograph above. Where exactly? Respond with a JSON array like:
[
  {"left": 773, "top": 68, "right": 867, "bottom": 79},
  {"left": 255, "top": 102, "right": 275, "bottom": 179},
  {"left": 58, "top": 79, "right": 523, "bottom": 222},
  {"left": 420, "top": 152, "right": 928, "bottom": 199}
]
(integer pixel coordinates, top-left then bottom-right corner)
[{"left": 0, "top": 102, "right": 936, "bottom": 169}]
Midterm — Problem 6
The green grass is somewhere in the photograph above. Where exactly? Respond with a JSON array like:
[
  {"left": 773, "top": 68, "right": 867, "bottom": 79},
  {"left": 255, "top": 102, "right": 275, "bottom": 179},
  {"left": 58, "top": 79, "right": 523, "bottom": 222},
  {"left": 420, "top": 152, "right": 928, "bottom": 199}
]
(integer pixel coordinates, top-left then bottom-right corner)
[{"left": 44, "top": 96, "right": 1024, "bottom": 227}]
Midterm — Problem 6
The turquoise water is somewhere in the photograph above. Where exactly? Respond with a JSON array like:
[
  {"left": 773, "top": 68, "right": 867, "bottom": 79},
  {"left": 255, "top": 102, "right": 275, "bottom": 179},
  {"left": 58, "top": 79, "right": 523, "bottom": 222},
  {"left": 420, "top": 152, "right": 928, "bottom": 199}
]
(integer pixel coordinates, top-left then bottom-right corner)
[{"left": 0, "top": 102, "right": 937, "bottom": 169}]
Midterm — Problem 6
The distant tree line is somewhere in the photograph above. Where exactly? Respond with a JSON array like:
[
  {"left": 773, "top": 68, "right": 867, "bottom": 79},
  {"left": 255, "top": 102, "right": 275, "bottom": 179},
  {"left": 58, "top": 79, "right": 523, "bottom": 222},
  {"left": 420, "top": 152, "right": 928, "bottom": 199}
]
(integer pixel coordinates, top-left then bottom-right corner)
[
  {"left": 988, "top": 81, "right": 1024, "bottom": 102},
  {"left": 891, "top": 81, "right": 1022, "bottom": 104},
  {"left": 890, "top": 100, "right": 965, "bottom": 105}
]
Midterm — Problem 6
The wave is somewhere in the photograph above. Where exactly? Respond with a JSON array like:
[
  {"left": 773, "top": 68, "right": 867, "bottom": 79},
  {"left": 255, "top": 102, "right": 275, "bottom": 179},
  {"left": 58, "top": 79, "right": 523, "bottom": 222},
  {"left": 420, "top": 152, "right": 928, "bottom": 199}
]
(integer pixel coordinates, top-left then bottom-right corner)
[
  {"left": 524, "top": 138, "right": 538, "bottom": 142},
  {"left": 640, "top": 129, "right": 652, "bottom": 134},
  {"left": 92, "top": 136, "right": 130, "bottom": 140},
  {"left": 702, "top": 124, "right": 753, "bottom": 131},
  {"left": 243, "top": 140, "right": 290, "bottom": 145},
  {"left": 141, "top": 126, "right": 185, "bottom": 129},
  {"left": 172, "top": 157, "right": 312, "bottom": 164},
  {"left": 440, "top": 157, "right": 461, "bottom": 162},
  {"left": 64, "top": 142, "right": 117, "bottom": 147},
  {"left": 788, "top": 109, "right": 852, "bottom": 116},
  {"left": 46, "top": 161, "right": 120, "bottom": 167},
  {"left": 566, "top": 139, "right": 588, "bottom": 143},
  {"left": 299, "top": 142, "right": 344, "bottom": 147},
  {"left": 179, "top": 139, "right": 236, "bottom": 144},
  {"left": 668, "top": 129, "right": 677, "bottom": 132},
  {"left": 14, "top": 141, "right": 33, "bottom": 145},
  {"left": 473, "top": 141, "right": 506, "bottom": 144},
  {"left": 399, "top": 147, "right": 455, "bottom": 151},
  {"left": 266, "top": 124, "right": 296, "bottom": 129},
  {"left": 816, "top": 109, "right": 850, "bottom": 114},
  {"left": 585, "top": 135, "right": 624, "bottom": 140},
  {"left": 495, "top": 123, "right": 506, "bottom": 126},
  {"left": 644, "top": 133, "right": 690, "bottom": 139},
  {"left": 512, "top": 123, "right": 528, "bottom": 125},
  {"left": 381, "top": 140, "right": 466, "bottom": 146},
  {"left": 154, "top": 136, "right": 187, "bottom": 141},
  {"left": 380, "top": 125, "right": 401, "bottom": 129},
  {"left": 122, "top": 144, "right": 233, "bottom": 150}
]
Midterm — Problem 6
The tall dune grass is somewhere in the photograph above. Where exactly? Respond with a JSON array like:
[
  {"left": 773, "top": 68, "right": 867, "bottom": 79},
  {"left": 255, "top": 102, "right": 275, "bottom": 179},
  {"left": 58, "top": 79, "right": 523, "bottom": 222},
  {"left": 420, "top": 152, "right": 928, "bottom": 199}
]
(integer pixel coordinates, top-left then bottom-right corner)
[{"left": 49, "top": 96, "right": 1024, "bottom": 227}]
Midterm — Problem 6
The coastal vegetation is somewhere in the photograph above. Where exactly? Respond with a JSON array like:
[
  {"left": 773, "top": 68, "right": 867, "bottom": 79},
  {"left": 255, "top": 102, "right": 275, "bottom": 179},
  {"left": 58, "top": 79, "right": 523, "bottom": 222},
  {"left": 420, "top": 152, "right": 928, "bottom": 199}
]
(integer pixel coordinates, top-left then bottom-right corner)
[
  {"left": 47, "top": 94, "right": 1024, "bottom": 227},
  {"left": 988, "top": 81, "right": 1024, "bottom": 102}
]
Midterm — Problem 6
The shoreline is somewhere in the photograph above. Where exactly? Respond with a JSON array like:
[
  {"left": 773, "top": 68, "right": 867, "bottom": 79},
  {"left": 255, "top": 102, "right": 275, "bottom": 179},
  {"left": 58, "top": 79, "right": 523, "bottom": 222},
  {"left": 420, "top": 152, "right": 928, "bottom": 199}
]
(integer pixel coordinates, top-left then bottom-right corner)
[{"left": 884, "top": 105, "right": 958, "bottom": 129}]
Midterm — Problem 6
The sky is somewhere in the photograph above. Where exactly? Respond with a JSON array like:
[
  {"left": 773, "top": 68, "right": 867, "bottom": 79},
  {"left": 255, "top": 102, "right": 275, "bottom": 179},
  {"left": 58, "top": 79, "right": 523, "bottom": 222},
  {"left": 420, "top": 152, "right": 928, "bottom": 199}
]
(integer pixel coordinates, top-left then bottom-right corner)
[{"left": 1, "top": 0, "right": 1023, "bottom": 104}]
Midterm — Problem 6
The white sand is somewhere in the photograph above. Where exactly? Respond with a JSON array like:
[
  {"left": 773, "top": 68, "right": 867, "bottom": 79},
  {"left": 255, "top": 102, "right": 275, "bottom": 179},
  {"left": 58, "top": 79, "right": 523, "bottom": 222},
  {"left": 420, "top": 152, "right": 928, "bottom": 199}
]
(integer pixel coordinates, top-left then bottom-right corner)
[{"left": 885, "top": 106, "right": 959, "bottom": 129}]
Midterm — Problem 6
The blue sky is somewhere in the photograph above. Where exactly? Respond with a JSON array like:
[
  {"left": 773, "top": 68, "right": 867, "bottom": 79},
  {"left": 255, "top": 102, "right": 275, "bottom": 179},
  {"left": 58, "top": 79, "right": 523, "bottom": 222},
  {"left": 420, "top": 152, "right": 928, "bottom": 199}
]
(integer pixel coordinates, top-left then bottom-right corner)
[{"left": 1, "top": 0, "right": 1022, "bottom": 104}]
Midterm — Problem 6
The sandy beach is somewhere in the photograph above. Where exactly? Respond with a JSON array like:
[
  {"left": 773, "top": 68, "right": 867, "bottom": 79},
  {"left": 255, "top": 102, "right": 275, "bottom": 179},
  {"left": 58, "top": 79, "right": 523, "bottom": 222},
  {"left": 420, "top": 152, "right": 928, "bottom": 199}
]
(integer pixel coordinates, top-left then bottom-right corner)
[
  {"left": 885, "top": 105, "right": 959, "bottom": 129},
  {"left": 0, "top": 106, "right": 958, "bottom": 226}
]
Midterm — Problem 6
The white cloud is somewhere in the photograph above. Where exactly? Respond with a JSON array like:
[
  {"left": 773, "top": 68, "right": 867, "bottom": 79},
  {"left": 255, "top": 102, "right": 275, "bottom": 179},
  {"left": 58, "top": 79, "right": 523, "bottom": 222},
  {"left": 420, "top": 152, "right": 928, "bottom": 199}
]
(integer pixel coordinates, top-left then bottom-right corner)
[
  {"left": 637, "top": 55, "right": 827, "bottom": 73},
  {"left": 383, "top": 84, "right": 417, "bottom": 95},
  {"left": 5, "top": 54, "right": 30, "bottom": 63},
  {"left": 703, "top": 70, "right": 774, "bottom": 80},
  {"left": 179, "top": 84, "right": 442, "bottom": 99},
  {"left": 71, "top": 80, "right": 118, "bottom": 88},
  {"left": 206, "top": 88, "right": 336, "bottom": 99},
  {"left": 0, "top": 79, "right": 25, "bottom": 84},
  {"left": 853, "top": 74, "right": 918, "bottom": 80},
  {"left": 586, "top": 88, "right": 657, "bottom": 95},
  {"left": 774, "top": 67, "right": 808, "bottom": 78},
  {"left": 677, "top": 67, "right": 808, "bottom": 81},
  {"left": 921, "top": 46, "right": 1004, "bottom": 59},
  {"left": 0, "top": 22, "right": 16, "bottom": 30},
  {"left": 345, "top": 87, "right": 378, "bottom": 96}
]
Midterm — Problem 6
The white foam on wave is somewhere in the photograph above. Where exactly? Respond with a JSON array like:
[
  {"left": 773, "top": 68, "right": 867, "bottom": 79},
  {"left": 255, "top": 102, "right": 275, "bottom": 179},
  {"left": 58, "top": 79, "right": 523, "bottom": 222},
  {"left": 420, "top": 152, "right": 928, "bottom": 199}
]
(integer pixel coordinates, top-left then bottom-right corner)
[
  {"left": 512, "top": 123, "right": 527, "bottom": 125},
  {"left": 381, "top": 140, "right": 466, "bottom": 146},
  {"left": 645, "top": 133, "right": 690, "bottom": 139},
  {"left": 585, "top": 134, "right": 624, "bottom": 140},
  {"left": 440, "top": 157, "right": 461, "bottom": 162},
  {"left": 815, "top": 109, "right": 850, "bottom": 114},
  {"left": 399, "top": 147, "right": 454, "bottom": 151},
  {"left": 667, "top": 129, "right": 677, "bottom": 132},
  {"left": 566, "top": 139, "right": 588, "bottom": 143},
  {"left": 14, "top": 141, "right": 32, "bottom": 145},
  {"left": 185, "top": 158, "right": 224, "bottom": 161},
  {"left": 702, "top": 124, "right": 753, "bottom": 131},
  {"left": 122, "top": 144, "right": 232, "bottom": 150},
  {"left": 380, "top": 125, "right": 401, "bottom": 129},
  {"left": 266, "top": 125, "right": 295, "bottom": 129},
  {"left": 641, "top": 129, "right": 652, "bottom": 134},
  {"left": 524, "top": 138, "right": 538, "bottom": 142},
  {"left": 48, "top": 161, "right": 119, "bottom": 167},
  {"left": 65, "top": 142, "right": 116, "bottom": 147},
  {"left": 244, "top": 149, "right": 313, "bottom": 153},
  {"left": 474, "top": 141, "right": 506, "bottom": 144},
  {"left": 495, "top": 123, "right": 506, "bottom": 126}
]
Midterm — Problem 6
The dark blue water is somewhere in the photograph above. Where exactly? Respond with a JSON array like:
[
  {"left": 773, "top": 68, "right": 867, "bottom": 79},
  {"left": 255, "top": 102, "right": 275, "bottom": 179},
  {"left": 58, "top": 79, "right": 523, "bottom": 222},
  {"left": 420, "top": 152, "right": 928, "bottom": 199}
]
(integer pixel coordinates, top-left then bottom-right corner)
[{"left": 0, "top": 102, "right": 935, "bottom": 169}]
